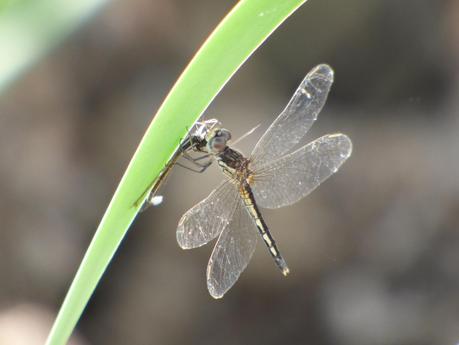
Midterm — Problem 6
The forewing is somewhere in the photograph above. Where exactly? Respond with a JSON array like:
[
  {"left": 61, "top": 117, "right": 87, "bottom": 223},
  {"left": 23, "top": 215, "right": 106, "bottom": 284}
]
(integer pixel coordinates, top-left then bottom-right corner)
[
  {"left": 251, "top": 64, "right": 334, "bottom": 167},
  {"left": 177, "top": 181, "right": 239, "bottom": 249},
  {"left": 206, "top": 198, "right": 258, "bottom": 299},
  {"left": 252, "top": 134, "right": 352, "bottom": 209}
]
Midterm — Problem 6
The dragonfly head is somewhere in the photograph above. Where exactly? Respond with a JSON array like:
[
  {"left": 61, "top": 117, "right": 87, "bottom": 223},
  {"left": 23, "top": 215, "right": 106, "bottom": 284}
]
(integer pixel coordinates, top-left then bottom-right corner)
[{"left": 206, "top": 127, "right": 232, "bottom": 153}]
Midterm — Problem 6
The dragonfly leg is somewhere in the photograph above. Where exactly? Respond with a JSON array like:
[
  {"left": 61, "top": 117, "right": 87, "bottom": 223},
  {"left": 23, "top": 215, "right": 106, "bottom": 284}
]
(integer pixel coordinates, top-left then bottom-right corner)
[
  {"left": 176, "top": 160, "right": 211, "bottom": 173},
  {"left": 188, "top": 153, "right": 212, "bottom": 162},
  {"left": 179, "top": 150, "right": 213, "bottom": 173}
]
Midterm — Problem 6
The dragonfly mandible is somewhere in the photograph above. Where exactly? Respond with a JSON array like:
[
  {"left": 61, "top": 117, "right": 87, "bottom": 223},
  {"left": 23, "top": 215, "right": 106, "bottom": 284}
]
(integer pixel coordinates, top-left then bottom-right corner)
[{"left": 178, "top": 64, "right": 352, "bottom": 298}]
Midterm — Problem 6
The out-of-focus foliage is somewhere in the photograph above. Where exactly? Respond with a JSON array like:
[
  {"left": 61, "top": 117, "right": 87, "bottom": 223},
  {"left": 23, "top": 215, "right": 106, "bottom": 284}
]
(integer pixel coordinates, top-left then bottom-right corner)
[
  {"left": 0, "top": 0, "right": 109, "bottom": 93},
  {"left": 0, "top": 0, "right": 24, "bottom": 13}
]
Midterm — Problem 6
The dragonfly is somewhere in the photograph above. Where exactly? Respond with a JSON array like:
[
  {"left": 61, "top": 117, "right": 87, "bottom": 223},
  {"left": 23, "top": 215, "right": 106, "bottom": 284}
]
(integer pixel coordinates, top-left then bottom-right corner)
[{"left": 177, "top": 64, "right": 352, "bottom": 298}]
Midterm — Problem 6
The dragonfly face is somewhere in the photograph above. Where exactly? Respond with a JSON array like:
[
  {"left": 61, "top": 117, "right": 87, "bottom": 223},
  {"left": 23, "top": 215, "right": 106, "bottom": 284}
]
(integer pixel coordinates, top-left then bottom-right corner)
[
  {"left": 205, "top": 127, "right": 232, "bottom": 154},
  {"left": 177, "top": 64, "right": 353, "bottom": 298}
]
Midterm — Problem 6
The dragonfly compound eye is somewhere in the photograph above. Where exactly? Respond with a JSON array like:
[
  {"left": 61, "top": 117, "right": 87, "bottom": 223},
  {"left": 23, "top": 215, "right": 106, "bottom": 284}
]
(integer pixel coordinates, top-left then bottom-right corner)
[
  {"left": 208, "top": 136, "right": 227, "bottom": 152},
  {"left": 219, "top": 129, "right": 232, "bottom": 141}
]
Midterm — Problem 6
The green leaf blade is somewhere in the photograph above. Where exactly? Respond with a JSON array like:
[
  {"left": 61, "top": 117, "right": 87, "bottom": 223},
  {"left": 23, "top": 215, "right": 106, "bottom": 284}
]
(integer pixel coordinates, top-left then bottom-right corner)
[{"left": 46, "top": 0, "right": 307, "bottom": 344}]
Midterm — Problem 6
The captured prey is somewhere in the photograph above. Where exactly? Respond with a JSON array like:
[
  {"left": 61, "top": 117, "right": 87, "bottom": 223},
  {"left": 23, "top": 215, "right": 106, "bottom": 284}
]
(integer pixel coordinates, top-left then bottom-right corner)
[
  {"left": 136, "top": 119, "right": 221, "bottom": 210},
  {"left": 177, "top": 64, "right": 352, "bottom": 298}
]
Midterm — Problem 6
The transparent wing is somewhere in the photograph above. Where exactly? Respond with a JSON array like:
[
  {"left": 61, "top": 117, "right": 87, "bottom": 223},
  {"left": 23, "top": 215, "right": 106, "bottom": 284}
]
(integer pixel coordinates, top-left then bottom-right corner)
[
  {"left": 206, "top": 197, "right": 258, "bottom": 299},
  {"left": 251, "top": 64, "right": 334, "bottom": 168},
  {"left": 251, "top": 134, "right": 352, "bottom": 209},
  {"left": 177, "top": 181, "right": 239, "bottom": 249}
]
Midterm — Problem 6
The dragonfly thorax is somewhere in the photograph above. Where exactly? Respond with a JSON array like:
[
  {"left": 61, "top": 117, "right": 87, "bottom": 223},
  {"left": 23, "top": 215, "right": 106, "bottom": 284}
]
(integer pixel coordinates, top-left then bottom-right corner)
[{"left": 216, "top": 147, "right": 252, "bottom": 184}]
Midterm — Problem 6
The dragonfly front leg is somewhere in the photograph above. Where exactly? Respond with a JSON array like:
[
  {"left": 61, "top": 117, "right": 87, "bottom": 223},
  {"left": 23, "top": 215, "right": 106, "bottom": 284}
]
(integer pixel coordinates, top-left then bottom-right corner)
[{"left": 178, "top": 150, "right": 213, "bottom": 173}]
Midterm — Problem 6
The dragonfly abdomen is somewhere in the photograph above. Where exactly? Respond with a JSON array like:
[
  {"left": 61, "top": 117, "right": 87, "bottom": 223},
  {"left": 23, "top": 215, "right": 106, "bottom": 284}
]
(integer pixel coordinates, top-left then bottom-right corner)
[{"left": 240, "top": 184, "right": 290, "bottom": 276}]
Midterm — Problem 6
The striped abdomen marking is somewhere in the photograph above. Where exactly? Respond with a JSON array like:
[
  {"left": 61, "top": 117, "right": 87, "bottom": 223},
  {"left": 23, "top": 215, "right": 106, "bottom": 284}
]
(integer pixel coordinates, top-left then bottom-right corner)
[{"left": 240, "top": 184, "right": 290, "bottom": 276}]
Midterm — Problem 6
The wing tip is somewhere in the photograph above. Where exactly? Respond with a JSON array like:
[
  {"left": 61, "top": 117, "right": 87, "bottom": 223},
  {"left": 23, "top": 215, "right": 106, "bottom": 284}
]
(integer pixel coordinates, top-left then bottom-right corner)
[
  {"left": 339, "top": 134, "right": 353, "bottom": 158},
  {"left": 207, "top": 278, "right": 226, "bottom": 299},
  {"left": 176, "top": 224, "right": 195, "bottom": 250},
  {"left": 310, "top": 63, "right": 334, "bottom": 83},
  {"left": 327, "top": 133, "right": 353, "bottom": 158},
  {"left": 300, "top": 64, "right": 334, "bottom": 95}
]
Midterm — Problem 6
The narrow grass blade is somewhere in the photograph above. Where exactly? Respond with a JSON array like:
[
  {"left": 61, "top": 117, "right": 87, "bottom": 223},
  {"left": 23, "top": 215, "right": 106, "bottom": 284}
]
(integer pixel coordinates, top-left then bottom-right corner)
[{"left": 46, "top": 0, "right": 307, "bottom": 343}]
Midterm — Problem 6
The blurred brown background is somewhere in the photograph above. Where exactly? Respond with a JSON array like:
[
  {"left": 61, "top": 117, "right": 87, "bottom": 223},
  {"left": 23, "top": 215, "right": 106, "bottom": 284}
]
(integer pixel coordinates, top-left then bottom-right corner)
[{"left": 1, "top": 0, "right": 459, "bottom": 344}]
